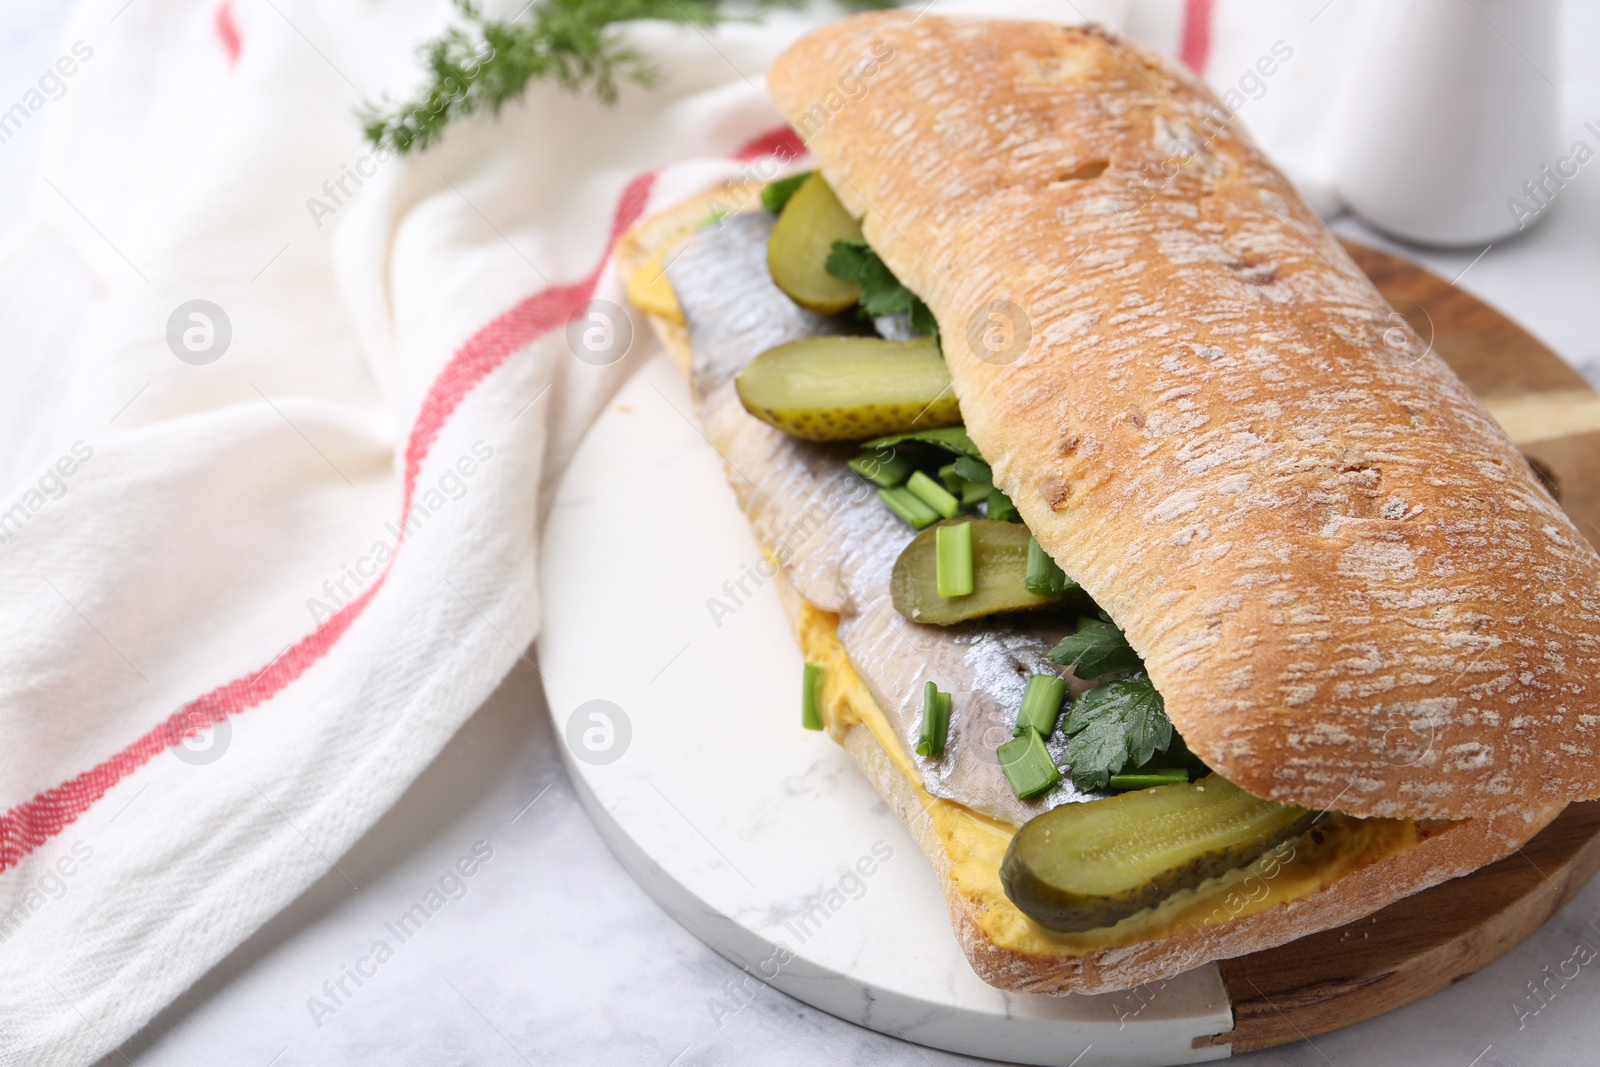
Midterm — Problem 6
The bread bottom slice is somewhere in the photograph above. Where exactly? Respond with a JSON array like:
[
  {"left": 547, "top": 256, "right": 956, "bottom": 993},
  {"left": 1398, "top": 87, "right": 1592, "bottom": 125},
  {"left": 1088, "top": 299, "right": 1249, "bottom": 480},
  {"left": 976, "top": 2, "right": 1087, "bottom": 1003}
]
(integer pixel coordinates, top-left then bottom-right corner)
[
  {"left": 783, "top": 582, "right": 1557, "bottom": 994},
  {"left": 615, "top": 190, "right": 1562, "bottom": 995}
]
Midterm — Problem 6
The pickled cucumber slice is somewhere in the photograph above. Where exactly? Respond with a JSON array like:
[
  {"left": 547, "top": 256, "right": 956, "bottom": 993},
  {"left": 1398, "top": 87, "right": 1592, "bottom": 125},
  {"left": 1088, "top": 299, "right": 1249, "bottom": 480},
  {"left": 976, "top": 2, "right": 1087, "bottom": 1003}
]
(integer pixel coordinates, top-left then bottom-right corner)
[
  {"left": 735, "top": 335, "right": 958, "bottom": 442},
  {"left": 891, "top": 519, "right": 1076, "bottom": 624},
  {"left": 767, "top": 174, "right": 865, "bottom": 313},
  {"left": 1000, "top": 776, "right": 1317, "bottom": 933}
]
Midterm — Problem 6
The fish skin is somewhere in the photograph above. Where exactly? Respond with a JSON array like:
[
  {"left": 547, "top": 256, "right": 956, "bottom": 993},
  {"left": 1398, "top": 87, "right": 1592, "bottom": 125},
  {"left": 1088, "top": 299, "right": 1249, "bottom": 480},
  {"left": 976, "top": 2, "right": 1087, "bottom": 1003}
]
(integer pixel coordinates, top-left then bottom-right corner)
[
  {"left": 873, "top": 311, "right": 918, "bottom": 340},
  {"left": 669, "top": 213, "right": 1105, "bottom": 822}
]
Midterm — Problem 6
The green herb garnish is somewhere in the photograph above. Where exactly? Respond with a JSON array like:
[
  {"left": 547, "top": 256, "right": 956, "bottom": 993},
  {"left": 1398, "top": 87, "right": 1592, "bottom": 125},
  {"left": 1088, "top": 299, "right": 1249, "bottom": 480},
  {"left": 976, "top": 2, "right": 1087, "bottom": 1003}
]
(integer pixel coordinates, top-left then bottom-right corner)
[
  {"left": 952, "top": 455, "right": 992, "bottom": 486},
  {"left": 878, "top": 486, "right": 939, "bottom": 529},
  {"left": 1015, "top": 674, "right": 1068, "bottom": 738},
  {"left": 906, "top": 471, "right": 960, "bottom": 520},
  {"left": 935, "top": 521, "right": 974, "bottom": 597},
  {"left": 997, "top": 728, "right": 1061, "bottom": 800},
  {"left": 761, "top": 172, "right": 812, "bottom": 213},
  {"left": 864, "top": 426, "right": 980, "bottom": 459},
  {"left": 1025, "top": 536, "right": 1070, "bottom": 597},
  {"left": 802, "top": 662, "right": 823, "bottom": 731},
  {"left": 859, "top": 429, "right": 990, "bottom": 511},
  {"left": 363, "top": 1, "right": 896, "bottom": 155},
  {"left": 824, "top": 239, "right": 939, "bottom": 337},
  {"left": 986, "top": 488, "right": 1021, "bottom": 523},
  {"left": 917, "top": 681, "right": 952, "bottom": 758},
  {"left": 1049, "top": 617, "right": 1141, "bottom": 679},
  {"left": 1108, "top": 768, "right": 1188, "bottom": 790},
  {"left": 849, "top": 449, "right": 914, "bottom": 488},
  {"left": 935, "top": 464, "right": 989, "bottom": 507},
  {"left": 1059, "top": 673, "right": 1174, "bottom": 791}
]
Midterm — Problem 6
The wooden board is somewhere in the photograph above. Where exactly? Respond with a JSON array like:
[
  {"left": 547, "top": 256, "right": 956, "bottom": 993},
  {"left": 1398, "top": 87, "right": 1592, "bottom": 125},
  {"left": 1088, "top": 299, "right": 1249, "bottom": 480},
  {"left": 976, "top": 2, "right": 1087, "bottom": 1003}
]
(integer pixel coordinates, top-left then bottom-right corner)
[{"left": 1198, "top": 242, "right": 1600, "bottom": 1053}]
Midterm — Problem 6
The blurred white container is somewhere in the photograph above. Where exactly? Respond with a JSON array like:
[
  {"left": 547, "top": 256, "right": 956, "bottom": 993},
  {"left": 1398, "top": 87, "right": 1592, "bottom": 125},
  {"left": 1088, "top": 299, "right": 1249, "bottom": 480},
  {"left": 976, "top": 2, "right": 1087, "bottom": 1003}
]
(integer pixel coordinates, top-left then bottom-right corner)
[{"left": 1331, "top": 0, "right": 1560, "bottom": 247}]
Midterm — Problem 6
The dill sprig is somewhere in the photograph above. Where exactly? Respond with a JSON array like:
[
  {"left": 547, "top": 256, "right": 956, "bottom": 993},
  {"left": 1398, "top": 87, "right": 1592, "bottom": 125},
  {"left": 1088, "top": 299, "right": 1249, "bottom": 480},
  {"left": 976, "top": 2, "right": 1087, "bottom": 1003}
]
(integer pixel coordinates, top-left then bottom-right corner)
[{"left": 362, "top": 0, "right": 893, "bottom": 155}]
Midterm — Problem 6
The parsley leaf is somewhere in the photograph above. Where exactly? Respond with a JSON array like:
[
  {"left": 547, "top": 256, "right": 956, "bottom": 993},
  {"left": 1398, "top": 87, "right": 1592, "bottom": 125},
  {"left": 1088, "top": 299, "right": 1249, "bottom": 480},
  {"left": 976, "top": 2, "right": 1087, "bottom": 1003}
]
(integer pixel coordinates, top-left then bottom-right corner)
[
  {"left": 862, "top": 426, "right": 980, "bottom": 458},
  {"left": 1060, "top": 673, "right": 1173, "bottom": 791},
  {"left": 761, "top": 171, "right": 812, "bottom": 213},
  {"left": 952, "top": 455, "right": 992, "bottom": 486},
  {"left": 824, "top": 240, "right": 910, "bottom": 316},
  {"left": 824, "top": 240, "right": 939, "bottom": 337},
  {"left": 986, "top": 488, "right": 1021, "bottom": 523},
  {"left": 1049, "top": 617, "right": 1142, "bottom": 680}
]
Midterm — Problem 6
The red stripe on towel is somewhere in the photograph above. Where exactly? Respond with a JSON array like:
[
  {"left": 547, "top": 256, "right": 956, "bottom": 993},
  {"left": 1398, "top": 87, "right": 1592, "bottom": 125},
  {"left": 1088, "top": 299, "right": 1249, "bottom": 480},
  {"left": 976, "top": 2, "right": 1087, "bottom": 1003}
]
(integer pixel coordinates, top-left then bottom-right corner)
[
  {"left": 215, "top": 1, "right": 242, "bottom": 65},
  {"left": 0, "top": 126, "right": 800, "bottom": 874},
  {"left": 1179, "top": 0, "right": 1216, "bottom": 75}
]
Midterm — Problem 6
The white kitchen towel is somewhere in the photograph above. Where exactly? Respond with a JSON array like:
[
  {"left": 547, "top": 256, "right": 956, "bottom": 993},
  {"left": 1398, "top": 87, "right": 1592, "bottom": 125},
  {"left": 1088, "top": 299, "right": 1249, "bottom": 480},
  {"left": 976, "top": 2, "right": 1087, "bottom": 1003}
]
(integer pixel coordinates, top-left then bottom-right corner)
[{"left": 0, "top": 1, "right": 1367, "bottom": 1063}]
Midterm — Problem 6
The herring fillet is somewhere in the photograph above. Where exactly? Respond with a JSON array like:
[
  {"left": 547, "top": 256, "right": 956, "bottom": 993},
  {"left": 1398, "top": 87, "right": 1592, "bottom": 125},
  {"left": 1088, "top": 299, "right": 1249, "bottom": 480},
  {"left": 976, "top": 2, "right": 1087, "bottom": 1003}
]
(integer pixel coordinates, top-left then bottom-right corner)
[{"left": 669, "top": 213, "right": 1101, "bottom": 823}]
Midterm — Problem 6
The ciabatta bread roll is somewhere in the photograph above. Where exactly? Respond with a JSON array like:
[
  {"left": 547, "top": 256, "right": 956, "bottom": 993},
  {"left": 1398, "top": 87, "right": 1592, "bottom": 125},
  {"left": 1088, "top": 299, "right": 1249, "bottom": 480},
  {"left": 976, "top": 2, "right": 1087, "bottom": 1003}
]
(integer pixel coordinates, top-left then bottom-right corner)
[
  {"left": 616, "top": 11, "right": 1596, "bottom": 995},
  {"left": 767, "top": 13, "right": 1600, "bottom": 822}
]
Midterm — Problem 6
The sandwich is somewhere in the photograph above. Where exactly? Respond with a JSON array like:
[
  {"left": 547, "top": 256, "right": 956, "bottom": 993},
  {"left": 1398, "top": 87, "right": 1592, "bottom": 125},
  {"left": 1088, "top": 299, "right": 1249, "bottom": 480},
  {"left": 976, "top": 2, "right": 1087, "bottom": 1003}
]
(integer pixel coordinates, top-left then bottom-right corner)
[{"left": 614, "top": 12, "right": 1600, "bottom": 995}]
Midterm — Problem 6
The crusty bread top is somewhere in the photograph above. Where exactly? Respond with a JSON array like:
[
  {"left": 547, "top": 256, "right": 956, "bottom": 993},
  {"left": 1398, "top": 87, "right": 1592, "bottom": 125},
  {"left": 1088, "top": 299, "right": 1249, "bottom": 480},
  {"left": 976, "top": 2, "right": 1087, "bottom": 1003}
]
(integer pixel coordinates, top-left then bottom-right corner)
[{"left": 767, "top": 13, "right": 1600, "bottom": 821}]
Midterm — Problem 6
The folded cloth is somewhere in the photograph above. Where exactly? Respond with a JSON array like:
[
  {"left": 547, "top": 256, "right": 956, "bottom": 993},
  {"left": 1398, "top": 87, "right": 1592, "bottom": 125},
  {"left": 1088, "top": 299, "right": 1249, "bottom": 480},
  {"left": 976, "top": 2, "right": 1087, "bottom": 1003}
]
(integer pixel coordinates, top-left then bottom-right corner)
[{"left": 0, "top": 1, "right": 1361, "bottom": 1062}]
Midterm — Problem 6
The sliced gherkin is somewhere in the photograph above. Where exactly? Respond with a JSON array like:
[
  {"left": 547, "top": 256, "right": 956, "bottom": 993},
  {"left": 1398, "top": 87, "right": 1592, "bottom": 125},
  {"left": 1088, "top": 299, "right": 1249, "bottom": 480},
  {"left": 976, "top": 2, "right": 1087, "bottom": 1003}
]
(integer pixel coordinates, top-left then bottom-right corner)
[
  {"left": 735, "top": 335, "right": 958, "bottom": 442},
  {"left": 1000, "top": 775, "right": 1317, "bottom": 933},
  {"left": 891, "top": 519, "right": 1073, "bottom": 625},
  {"left": 766, "top": 174, "right": 865, "bottom": 313}
]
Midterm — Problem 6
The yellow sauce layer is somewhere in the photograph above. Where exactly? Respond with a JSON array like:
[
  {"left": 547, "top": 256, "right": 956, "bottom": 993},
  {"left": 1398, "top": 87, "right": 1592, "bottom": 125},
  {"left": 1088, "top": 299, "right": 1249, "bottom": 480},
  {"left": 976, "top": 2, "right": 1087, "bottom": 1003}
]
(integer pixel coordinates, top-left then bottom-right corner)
[
  {"left": 796, "top": 602, "right": 1421, "bottom": 956},
  {"left": 626, "top": 249, "right": 686, "bottom": 325}
]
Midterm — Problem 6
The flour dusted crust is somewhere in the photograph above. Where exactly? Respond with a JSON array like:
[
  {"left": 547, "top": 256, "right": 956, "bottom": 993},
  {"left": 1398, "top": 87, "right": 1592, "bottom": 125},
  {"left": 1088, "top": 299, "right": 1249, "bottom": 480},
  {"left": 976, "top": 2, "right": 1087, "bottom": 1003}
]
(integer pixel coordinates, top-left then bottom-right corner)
[
  {"left": 616, "top": 192, "right": 1558, "bottom": 995},
  {"left": 767, "top": 13, "right": 1600, "bottom": 821}
]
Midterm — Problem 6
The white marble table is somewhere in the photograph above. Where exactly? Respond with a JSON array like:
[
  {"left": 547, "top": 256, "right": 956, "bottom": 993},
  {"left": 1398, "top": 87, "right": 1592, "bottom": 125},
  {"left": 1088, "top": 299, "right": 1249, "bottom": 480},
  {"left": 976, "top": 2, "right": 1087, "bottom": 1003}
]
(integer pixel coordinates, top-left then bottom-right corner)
[{"left": 3, "top": 3, "right": 1599, "bottom": 1065}]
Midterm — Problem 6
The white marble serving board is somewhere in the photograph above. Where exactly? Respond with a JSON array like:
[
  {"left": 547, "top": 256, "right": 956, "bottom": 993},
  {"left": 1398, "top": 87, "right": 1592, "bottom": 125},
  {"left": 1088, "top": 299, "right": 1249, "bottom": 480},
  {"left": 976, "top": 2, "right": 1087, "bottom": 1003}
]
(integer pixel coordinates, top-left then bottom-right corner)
[{"left": 538, "top": 353, "right": 1234, "bottom": 1066}]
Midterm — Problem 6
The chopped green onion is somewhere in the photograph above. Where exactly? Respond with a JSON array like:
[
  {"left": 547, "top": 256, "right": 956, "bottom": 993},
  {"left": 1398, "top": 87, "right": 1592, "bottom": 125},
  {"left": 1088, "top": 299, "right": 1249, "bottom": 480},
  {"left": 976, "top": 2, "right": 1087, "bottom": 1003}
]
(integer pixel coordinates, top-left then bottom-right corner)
[
  {"left": 997, "top": 728, "right": 1061, "bottom": 799},
  {"left": 1108, "top": 769, "right": 1189, "bottom": 791},
  {"left": 917, "top": 681, "right": 952, "bottom": 758},
  {"left": 1015, "top": 674, "right": 1068, "bottom": 737},
  {"left": 953, "top": 455, "right": 992, "bottom": 486},
  {"left": 849, "top": 450, "right": 914, "bottom": 488},
  {"left": 935, "top": 521, "right": 975, "bottom": 597},
  {"left": 907, "top": 470, "right": 960, "bottom": 520},
  {"left": 878, "top": 486, "right": 940, "bottom": 529},
  {"left": 802, "top": 662, "right": 823, "bottom": 731},
  {"left": 1025, "top": 536, "right": 1069, "bottom": 597},
  {"left": 986, "top": 488, "right": 1021, "bottom": 523},
  {"left": 761, "top": 171, "right": 813, "bottom": 213},
  {"left": 937, "top": 463, "right": 990, "bottom": 507},
  {"left": 702, "top": 207, "right": 728, "bottom": 227}
]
